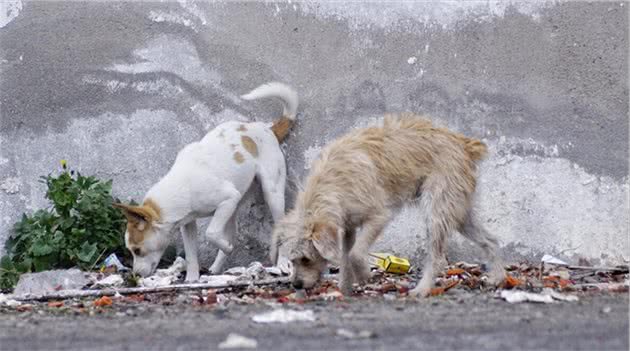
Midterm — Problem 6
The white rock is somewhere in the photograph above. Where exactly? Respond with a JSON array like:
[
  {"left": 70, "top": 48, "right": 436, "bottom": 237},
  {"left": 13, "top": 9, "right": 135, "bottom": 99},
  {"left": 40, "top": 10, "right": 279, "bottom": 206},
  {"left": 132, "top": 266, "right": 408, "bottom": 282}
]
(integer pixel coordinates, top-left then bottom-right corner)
[
  {"left": 252, "top": 309, "right": 316, "bottom": 323},
  {"left": 218, "top": 333, "right": 257, "bottom": 349}
]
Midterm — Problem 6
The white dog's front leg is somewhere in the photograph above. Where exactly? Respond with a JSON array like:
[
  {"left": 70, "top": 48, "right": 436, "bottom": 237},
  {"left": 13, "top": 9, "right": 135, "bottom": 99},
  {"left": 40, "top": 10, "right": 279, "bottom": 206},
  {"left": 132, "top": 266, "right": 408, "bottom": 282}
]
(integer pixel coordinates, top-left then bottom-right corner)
[{"left": 181, "top": 221, "right": 200, "bottom": 282}]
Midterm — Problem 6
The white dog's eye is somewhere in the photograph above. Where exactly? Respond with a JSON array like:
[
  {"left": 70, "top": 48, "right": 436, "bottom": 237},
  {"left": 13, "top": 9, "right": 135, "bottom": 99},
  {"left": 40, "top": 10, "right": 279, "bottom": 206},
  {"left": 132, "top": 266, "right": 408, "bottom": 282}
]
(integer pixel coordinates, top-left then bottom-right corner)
[
  {"left": 132, "top": 248, "right": 142, "bottom": 256},
  {"left": 300, "top": 257, "right": 311, "bottom": 265}
]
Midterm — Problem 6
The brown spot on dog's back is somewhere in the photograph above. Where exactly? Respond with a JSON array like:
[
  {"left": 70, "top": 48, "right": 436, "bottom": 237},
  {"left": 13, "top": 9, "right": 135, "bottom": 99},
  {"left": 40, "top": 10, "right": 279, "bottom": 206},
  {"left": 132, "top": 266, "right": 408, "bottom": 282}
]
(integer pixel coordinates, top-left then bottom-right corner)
[
  {"left": 271, "top": 116, "right": 293, "bottom": 142},
  {"left": 233, "top": 151, "right": 245, "bottom": 164},
  {"left": 241, "top": 136, "right": 258, "bottom": 157},
  {"left": 237, "top": 124, "right": 247, "bottom": 132}
]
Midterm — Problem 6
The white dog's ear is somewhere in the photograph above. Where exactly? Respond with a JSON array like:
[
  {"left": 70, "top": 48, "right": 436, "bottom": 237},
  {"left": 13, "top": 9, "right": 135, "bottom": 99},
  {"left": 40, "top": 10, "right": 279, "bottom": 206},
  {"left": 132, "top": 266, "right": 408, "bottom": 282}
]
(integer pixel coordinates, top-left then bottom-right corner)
[
  {"left": 113, "top": 203, "right": 151, "bottom": 230},
  {"left": 310, "top": 222, "right": 341, "bottom": 264}
]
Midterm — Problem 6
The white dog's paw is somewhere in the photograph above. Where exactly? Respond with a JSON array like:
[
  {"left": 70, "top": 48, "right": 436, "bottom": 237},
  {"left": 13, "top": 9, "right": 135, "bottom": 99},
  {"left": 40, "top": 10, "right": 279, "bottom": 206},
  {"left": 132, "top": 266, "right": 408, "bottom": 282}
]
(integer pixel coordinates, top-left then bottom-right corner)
[
  {"left": 185, "top": 271, "right": 200, "bottom": 283},
  {"left": 276, "top": 255, "right": 293, "bottom": 275}
]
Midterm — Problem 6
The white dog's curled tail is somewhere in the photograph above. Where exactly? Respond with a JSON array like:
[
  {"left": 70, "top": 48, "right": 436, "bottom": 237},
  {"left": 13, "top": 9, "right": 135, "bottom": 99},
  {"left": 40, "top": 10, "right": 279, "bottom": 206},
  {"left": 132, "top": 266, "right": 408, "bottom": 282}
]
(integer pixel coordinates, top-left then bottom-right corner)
[
  {"left": 241, "top": 82, "right": 299, "bottom": 142},
  {"left": 241, "top": 82, "right": 299, "bottom": 120}
]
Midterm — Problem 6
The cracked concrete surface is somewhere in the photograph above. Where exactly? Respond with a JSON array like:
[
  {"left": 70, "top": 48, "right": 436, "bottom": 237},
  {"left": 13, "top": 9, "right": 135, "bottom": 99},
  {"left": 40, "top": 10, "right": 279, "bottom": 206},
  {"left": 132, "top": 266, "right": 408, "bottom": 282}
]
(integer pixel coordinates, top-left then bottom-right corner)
[{"left": 0, "top": 1, "right": 627, "bottom": 268}]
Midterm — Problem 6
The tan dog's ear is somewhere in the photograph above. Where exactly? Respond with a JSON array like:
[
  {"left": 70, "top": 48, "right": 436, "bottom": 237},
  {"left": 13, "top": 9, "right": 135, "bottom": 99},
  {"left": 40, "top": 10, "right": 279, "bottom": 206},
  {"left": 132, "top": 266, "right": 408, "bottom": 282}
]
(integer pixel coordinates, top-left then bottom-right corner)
[
  {"left": 113, "top": 203, "right": 151, "bottom": 231},
  {"left": 309, "top": 222, "right": 341, "bottom": 264}
]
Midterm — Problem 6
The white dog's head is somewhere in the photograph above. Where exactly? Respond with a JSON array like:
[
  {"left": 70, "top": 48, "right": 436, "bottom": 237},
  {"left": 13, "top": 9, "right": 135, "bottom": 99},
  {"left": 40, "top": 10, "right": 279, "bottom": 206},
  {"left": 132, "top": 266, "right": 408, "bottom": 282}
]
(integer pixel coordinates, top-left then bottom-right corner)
[
  {"left": 114, "top": 200, "right": 171, "bottom": 277},
  {"left": 271, "top": 210, "right": 341, "bottom": 289}
]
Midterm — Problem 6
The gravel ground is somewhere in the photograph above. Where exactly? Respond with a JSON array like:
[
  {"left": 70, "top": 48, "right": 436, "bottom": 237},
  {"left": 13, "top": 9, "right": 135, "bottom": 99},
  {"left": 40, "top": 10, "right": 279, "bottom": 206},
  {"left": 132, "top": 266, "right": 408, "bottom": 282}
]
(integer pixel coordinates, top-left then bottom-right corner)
[{"left": 0, "top": 289, "right": 627, "bottom": 351}]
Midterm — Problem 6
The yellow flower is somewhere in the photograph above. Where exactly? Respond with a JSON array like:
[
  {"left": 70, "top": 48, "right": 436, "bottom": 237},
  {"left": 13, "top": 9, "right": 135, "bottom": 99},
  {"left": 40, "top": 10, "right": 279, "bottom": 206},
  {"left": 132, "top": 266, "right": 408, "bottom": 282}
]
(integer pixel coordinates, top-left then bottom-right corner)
[{"left": 60, "top": 159, "right": 67, "bottom": 169}]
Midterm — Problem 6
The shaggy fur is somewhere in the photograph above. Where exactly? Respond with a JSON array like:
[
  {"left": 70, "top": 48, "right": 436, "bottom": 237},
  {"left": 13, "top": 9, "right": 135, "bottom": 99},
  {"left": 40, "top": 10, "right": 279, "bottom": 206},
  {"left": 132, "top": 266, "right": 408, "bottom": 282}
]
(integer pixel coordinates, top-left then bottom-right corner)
[
  {"left": 114, "top": 82, "right": 298, "bottom": 280},
  {"left": 270, "top": 113, "right": 505, "bottom": 297}
]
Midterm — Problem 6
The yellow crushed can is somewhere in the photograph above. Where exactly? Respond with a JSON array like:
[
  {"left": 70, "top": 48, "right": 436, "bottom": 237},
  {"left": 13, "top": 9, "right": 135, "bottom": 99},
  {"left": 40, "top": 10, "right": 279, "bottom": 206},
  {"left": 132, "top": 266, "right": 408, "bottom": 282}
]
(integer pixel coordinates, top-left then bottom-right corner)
[{"left": 369, "top": 253, "right": 411, "bottom": 274}]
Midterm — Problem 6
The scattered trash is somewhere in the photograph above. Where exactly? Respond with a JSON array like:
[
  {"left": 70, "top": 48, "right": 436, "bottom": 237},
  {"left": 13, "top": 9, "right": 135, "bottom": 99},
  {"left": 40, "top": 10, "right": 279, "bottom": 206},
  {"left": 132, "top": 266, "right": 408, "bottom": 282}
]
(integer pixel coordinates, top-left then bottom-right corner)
[
  {"left": 225, "top": 261, "right": 287, "bottom": 281},
  {"left": 13, "top": 269, "right": 92, "bottom": 296},
  {"left": 47, "top": 301, "right": 64, "bottom": 308},
  {"left": 407, "top": 56, "right": 418, "bottom": 65},
  {"left": 602, "top": 306, "right": 612, "bottom": 314},
  {"left": 252, "top": 309, "right": 316, "bottom": 323},
  {"left": 369, "top": 253, "right": 411, "bottom": 274},
  {"left": 264, "top": 266, "right": 283, "bottom": 276},
  {"left": 336, "top": 328, "right": 377, "bottom": 339},
  {"left": 103, "top": 253, "right": 129, "bottom": 271},
  {"left": 244, "top": 262, "right": 266, "bottom": 280},
  {"left": 138, "top": 257, "right": 187, "bottom": 287},
  {"left": 541, "top": 254, "right": 568, "bottom": 266},
  {"left": 218, "top": 333, "right": 258, "bottom": 349},
  {"left": 499, "top": 288, "right": 578, "bottom": 304},
  {"left": 155, "top": 257, "right": 186, "bottom": 277},
  {"left": 93, "top": 296, "right": 113, "bottom": 307},
  {"left": 94, "top": 274, "right": 124, "bottom": 288},
  {"left": 430, "top": 279, "right": 460, "bottom": 296},
  {"left": 0, "top": 293, "right": 21, "bottom": 307}
]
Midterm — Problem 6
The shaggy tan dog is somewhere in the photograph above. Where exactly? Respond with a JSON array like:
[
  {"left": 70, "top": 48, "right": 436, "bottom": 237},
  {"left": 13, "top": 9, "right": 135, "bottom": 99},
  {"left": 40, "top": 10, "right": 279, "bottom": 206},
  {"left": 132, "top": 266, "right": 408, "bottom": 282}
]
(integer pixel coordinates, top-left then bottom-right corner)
[{"left": 270, "top": 113, "right": 505, "bottom": 297}]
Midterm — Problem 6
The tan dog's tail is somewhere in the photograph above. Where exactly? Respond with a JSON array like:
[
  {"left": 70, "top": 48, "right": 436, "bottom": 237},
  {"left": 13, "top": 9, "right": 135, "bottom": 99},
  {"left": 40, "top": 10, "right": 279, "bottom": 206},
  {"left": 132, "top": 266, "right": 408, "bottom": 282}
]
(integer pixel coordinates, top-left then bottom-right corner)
[
  {"left": 463, "top": 138, "right": 488, "bottom": 161},
  {"left": 241, "top": 82, "right": 299, "bottom": 142}
]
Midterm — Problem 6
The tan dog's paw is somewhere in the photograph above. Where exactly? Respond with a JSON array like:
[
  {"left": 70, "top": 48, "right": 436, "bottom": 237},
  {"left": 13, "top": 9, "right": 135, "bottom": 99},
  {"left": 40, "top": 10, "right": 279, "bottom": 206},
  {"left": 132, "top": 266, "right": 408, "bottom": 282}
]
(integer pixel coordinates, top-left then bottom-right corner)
[
  {"left": 409, "top": 285, "right": 431, "bottom": 298},
  {"left": 486, "top": 268, "right": 507, "bottom": 287}
]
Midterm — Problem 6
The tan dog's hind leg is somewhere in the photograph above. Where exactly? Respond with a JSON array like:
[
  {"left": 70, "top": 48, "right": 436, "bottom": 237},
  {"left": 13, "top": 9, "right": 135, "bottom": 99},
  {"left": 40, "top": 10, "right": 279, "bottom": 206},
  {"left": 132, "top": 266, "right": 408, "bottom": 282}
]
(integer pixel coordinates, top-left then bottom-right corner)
[
  {"left": 460, "top": 211, "right": 506, "bottom": 286},
  {"left": 411, "top": 179, "right": 464, "bottom": 298}
]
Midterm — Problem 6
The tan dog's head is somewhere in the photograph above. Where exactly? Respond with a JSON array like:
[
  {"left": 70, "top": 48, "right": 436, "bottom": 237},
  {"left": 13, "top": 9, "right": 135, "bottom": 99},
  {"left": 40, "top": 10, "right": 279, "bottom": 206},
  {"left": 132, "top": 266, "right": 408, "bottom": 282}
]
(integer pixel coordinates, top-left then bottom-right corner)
[
  {"left": 113, "top": 200, "right": 171, "bottom": 277},
  {"left": 271, "top": 210, "right": 341, "bottom": 289}
]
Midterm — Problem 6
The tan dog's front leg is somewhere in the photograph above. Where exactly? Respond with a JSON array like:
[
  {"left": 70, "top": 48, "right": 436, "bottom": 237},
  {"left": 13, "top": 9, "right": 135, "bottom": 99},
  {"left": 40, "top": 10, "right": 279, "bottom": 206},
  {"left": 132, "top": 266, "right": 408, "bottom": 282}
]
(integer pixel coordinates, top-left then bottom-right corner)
[
  {"left": 350, "top": 212, "right": 390, "bottom": 285},
  {"left": 339, "top": 228, "right": 356, "bottom": 295}
]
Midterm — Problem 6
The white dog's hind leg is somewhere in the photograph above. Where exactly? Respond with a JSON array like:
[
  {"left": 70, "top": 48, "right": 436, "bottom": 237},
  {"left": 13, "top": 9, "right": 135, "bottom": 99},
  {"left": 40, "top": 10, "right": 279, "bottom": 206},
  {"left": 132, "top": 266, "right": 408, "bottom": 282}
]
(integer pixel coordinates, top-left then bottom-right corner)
[
  {"left": 209, "top": 214, "right": 237, "bottom": 274},
  {"left": 181, "top": 221, "right": 200, "bottom": 282},
  {"left": 205, "top": 187, "right": 242, "bottom": 273},
  {"left": 258, "top": 164, "right": 292, "bottom": 274}
]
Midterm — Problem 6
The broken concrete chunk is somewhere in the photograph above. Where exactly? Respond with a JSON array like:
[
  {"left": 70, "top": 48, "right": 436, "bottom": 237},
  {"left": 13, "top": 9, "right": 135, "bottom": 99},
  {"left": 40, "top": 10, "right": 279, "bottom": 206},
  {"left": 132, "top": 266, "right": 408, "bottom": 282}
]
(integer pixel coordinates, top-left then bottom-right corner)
[
  {"left": 499, "top": 288, "right": 579, "bottom": 304},
  {"left": 336, "top": 328, "right": 376, "bottom": 339},
  {"left": 199, "top": 275, "right": 239, "bottom": 285},
  {"left": 13, "top": 269, "right": 91, "bottom": 296},
  {"left": 0, "top": 293, "right": 21, "bottom": 306}
]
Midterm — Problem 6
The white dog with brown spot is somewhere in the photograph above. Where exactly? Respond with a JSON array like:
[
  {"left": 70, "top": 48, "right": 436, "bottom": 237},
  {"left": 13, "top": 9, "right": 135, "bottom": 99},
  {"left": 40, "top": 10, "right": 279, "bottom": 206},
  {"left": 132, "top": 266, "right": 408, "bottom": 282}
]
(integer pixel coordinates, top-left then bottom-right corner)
[{"left": 114, "top": 82, "right": 298, "bottom": 281}]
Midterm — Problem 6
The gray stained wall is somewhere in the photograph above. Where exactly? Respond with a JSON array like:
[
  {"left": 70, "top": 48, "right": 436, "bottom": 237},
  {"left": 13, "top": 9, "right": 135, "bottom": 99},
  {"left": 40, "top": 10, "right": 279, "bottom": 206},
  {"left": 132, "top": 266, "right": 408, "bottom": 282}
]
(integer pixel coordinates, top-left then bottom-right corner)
[{"left": 0, "top": 1, "right": 628, "bottom": 268}]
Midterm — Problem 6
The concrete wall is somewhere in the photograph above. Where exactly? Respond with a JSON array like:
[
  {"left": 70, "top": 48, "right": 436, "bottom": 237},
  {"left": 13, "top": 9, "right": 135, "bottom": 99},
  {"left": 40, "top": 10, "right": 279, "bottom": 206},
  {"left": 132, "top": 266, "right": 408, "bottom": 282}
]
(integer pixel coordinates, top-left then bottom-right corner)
[{"left": 1, "top": 1, "right": 628, "bottom": 269}]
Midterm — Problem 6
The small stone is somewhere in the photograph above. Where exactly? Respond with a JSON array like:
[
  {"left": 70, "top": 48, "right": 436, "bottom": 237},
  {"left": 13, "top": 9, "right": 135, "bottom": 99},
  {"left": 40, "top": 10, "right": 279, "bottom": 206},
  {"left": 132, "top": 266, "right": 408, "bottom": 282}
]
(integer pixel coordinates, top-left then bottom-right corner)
[
  {"left": 602, "top": 306, "right": 612, "bottom": 314},
  {"left": 218, "top": 333, "right": 257, "bottom": 349}
]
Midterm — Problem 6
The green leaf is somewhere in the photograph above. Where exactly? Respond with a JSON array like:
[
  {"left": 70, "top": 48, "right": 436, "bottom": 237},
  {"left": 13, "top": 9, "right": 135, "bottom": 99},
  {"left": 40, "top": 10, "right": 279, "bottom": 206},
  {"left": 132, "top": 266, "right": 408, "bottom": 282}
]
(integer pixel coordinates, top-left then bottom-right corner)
[
  {"left": 77, "top": 242, "right": 98, "bottom": 263},
  {"left": 31, "top": 242, "right": 54, "bottom": 257}
]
